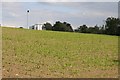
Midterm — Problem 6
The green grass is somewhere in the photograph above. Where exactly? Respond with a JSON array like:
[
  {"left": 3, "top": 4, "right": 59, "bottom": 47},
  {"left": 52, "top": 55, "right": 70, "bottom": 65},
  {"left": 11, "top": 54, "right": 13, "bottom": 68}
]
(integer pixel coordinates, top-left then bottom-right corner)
[{"left": 2, "top": 27, "right": 118, "bottom": 78}]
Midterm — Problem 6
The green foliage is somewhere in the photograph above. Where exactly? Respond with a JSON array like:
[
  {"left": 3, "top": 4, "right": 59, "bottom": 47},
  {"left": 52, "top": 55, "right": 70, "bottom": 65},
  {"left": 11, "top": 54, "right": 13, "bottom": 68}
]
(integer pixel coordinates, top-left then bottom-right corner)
[
  {"left": 87, "top": 25, "right": 99, "bottom": 34},
  {"left": 52, "top": 21, "right": 73, "bottom": 32},
  {"left": 42, "top": 17, "right": 120, "bottom": 36},
  {"left": 78, "top": 24, "right": 88, "bottom": 33},
  {"left": 105, "top": 17, "right": 120, "bottom": 36},
  {"left": 19, "top": 27, "right": 23, "bottom": 29},
  {"left": 75, "top": 25, "right": 100, "bottom": 34},
  {"left": 43, "top": 22, "right": 53, "bottom": 30},
  {"left": 75, "top": 17, "right": 120, "bottom": 36}
]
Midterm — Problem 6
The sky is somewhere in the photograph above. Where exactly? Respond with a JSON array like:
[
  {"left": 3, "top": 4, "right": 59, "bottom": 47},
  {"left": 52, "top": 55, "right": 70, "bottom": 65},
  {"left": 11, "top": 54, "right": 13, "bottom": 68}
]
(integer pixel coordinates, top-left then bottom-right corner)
[{"left": 1, "top": 0, "right": 119, "bottom": 29}]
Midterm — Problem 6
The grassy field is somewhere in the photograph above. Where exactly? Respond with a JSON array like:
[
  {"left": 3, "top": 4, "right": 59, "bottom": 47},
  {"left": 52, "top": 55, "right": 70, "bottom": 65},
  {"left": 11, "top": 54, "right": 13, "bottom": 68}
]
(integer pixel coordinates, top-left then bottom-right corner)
[{"left": 2, "top": 27, "right": 118, "bottom": 78}]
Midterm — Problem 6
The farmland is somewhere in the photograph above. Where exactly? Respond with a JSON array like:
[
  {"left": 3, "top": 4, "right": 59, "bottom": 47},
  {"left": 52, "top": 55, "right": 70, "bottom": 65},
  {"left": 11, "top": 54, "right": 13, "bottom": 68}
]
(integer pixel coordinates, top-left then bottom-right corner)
[{"left": 2, "top": 27, "right": 118, "bottom": 78}]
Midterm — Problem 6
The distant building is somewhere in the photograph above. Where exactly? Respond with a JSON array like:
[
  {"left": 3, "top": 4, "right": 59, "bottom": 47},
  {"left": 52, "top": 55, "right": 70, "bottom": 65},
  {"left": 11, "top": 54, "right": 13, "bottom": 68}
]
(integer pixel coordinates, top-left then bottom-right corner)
[{"left": 29, "top": 24, "right": 45, "bottom": 30}]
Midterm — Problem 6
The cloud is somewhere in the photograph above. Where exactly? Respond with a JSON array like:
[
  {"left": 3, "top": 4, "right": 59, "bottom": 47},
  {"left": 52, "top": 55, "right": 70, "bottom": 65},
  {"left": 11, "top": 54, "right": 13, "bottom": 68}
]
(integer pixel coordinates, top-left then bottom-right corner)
[
  {"left": 2, "top": 2, "right": 118, "bottom": 29},
  {"left": 37, "top": 0, "right": 119, "bottom": 2},
  {"left": 2, "top": 0, "right": 119, "bottom": 2},
  {"left": 2, "top": 0, "right": 37, "bottom": 2},
  {"left": 2, "top": 0, "right": 120, "bottom": 2}
]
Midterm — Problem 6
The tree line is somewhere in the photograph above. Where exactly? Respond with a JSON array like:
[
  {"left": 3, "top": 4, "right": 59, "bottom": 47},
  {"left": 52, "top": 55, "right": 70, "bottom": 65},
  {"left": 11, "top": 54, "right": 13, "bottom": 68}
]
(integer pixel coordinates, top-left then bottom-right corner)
[{"left": 42, "top": 17, "right": 120, "bottom": 36}]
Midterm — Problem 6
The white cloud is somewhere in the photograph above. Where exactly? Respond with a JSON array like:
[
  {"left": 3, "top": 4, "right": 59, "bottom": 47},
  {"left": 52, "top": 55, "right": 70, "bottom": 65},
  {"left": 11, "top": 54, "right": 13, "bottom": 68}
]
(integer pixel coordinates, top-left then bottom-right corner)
[
  {"left": 2, "top": 0, "right": 37, "bottom": 2},
  {"left": 10, "top": 12, "right": 20, "bottom": 17},
  {"left": 37, "top": 0, "right": 119, "bottom": 2},
  {"left": 2, "top": 2, "right": 118, "bottom": 29},
  {"left": 2, "top": 0, "right": 120, "bottom": 2}
]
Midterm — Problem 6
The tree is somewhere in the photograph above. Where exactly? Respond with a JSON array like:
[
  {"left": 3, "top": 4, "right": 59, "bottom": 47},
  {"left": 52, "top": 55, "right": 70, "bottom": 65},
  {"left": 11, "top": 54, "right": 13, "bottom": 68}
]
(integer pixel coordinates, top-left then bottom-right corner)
[
  {"left": 94, "top": 25, "right": 99, "bottom": 33},
  {"left": 63, "top": 22, "right": 73, "bottom": 32},
  {"left": 79, "top": 25, "right": 88, "bottom": 33},
  {"left": 52, "top": 21, "right": 65, "bottom": 31},
  {"left": 117, "top": 24, "right": 120, "bottom": 36},
  {"left": 105, "top": 17, "right": 120, "bottom": 35},
  {"left": 74, "top": 17, "right": 120, "bottom": 36},
  {"left": 86, "top": 25, "right": 99, "bottom": 34},
  {"left": 98, "top": 25, "right": 105, "bottom": 34},
  {"left": 87, "top": 27, "right": 95, "bottom": 33},
  {"left": 43, "top": 22, "right": 53, "bottom": 30},
  {"left": 52, "top": 21, "right": 73, "bottom": 32},
  {"left": 75, "top": 25, "right": 88, "bottom": 33},
  {"left": 19, "top": 27, "right": 23, "bottom": 29}
]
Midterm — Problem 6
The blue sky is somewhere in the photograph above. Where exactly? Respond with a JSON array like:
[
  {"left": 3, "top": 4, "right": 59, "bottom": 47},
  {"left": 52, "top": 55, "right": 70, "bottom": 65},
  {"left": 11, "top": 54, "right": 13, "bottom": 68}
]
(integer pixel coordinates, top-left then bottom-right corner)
[{"left": 1, "top": 1, "right": 118, "bottom": 29}]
